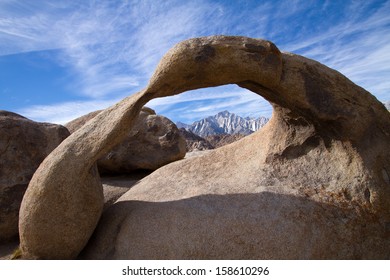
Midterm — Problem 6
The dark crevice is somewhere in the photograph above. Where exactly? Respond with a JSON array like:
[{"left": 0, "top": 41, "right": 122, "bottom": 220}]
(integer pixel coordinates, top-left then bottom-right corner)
[
  {"left": 364, "top": 188, "right": 371, "bottom": 203},
  {"left": 279, "top": 136, "right": 321, "bottom": 160}
]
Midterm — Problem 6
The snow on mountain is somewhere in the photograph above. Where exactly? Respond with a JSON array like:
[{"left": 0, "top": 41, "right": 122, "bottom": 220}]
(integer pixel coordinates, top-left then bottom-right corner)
[
  {"left": 177, "top": 110, "right": 269, "bottom": 137},
  {"left": 176, "top": 121, "right": 191, "bottom": 130}
]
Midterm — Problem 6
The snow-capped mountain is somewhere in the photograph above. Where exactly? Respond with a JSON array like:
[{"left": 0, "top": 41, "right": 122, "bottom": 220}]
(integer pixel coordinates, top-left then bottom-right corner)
[
  {"left": 176, "top": 121, "right": 191, "bottom": 130},
  {"left": 178, "top": 111, "right": 269, "bottom": 137}
]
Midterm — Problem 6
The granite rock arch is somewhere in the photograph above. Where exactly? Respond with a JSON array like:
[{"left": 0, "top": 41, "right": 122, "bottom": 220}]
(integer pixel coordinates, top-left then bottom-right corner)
[{"left": 19, "top": 36, "right": 390, "bottom": 259}]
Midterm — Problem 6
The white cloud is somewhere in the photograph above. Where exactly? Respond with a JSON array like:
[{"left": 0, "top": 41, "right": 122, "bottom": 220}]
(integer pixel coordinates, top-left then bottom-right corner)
[
  {"left": 18, "top": 99, "right": 120, "bottom": 124},
  {"left": 0, "top": 1, "right": 222, "bottom": 99}
]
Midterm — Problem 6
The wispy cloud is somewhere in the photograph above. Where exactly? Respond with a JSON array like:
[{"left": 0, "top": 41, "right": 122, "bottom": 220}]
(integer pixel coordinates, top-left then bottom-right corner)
[
  {"left": 18, "top": 99, "right": 122, "bottom": 124},
  {"left": 54, "top": 0, "right": 227, "bottom": 98},
  {"left": 0, "top": 1, "right": 223, "bottom": 98}
]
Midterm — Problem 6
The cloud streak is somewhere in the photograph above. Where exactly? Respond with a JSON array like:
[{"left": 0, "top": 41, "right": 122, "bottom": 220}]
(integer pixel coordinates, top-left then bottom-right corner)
[
  {"left": 18, "top": 98, "right": 122, "bottom": 125},
  {"left": 1, "top": 1, "right": 217, "bottom": 98}
]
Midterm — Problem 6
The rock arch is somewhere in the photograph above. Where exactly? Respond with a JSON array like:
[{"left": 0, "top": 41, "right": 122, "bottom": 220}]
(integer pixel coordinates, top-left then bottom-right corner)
[{"left": 19, "top": 36, "right": 390, "bottom": 259}]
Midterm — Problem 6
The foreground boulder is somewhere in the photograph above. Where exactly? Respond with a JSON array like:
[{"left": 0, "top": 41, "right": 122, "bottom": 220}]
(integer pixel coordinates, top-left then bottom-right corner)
[
  {"left": 19, "top": 36, "right": 390, "bottom": 259},
  {"left": 0, "top": 111, "right": 69, "bottom": 242},
  {"left": 66, "top": 107, "right": 186, "bottom": 174}
]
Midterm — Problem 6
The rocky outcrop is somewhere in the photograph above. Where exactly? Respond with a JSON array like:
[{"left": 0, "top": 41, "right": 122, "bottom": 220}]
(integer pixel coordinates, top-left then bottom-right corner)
[
  {"left": 19, "top": 36, "right": 390, "bottom": 259},
  {"left": 179, "top": 127, "right": 247, "bottom": 152},
  {"left": 66, "top": 107, "right": 186, "bottom": 174},
  {"left": 205, "top": 133, "right": 246, "bottom": 149},
  {"left": 178, "top": 128, "right": 214, "bottom": 151},
  {"left": 0, "top": 111, "right": 69, "bottom": 242},
  {"left": 65, "top": 110, "right": 101, "bottom": 134}
]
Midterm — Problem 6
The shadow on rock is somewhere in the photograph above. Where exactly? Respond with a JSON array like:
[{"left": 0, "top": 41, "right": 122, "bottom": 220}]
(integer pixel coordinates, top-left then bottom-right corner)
[{"left": 80, "top": 192, "right": 389, "bottom": 260}]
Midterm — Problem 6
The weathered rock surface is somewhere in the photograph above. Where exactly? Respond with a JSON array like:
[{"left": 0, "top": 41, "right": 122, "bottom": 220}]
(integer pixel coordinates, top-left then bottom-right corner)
[
  {"left": 179, "top": 127, "right": 247, "bottom": 152},
  {"left": 178, "top": 128, "right": 214, "bottom": 151},
  {"left": 65, "top": 110, "right": 101, "bottom": 134},
  {"left": 184, "top": 149, "right": 212, "bottom": 159},
  {"left": 66, "top": 107, "right": 186, "bottom": 174},
  {"left": 101, "top": 171, "right": 151, "bottom": 211},
  {"left": 205, "top": 133, "right": 246, "bottom": 149},
  {"left": 19, "top": 36, "right": 390, "bottom": 259},
  {"left": 0, "top": 111, "right": 69, "bottom": 242}
]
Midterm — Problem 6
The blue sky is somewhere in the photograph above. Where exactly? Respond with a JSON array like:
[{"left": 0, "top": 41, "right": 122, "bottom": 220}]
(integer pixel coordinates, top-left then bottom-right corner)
[{"left": 0, "top": 0, "right": 389, "bottom": 124}]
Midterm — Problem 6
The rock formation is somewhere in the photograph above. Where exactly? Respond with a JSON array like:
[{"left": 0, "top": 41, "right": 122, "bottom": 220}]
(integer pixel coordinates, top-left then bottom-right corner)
[
  {"left": 0, "top": 111, "right": 69, "bottom": 242},
  {"left": 205, "top": 133, "right": 246, "bottom": 149},
  {"left": 66, "top": 107, "right": 186, "bottom": 174},
  {"left": 178, "top": 128, "right": 214, "bottom": 151},
  {"left": 65, "top": 110, "right": 101, "bottom": 134},
  {"left": 19, "top": 36, "right": 390, "bottom": 259},
  {"left": 100, "top": 171, "right": 151, "bottom": 211},
  {"left": 179, "top": 127, "right": 247, "bottom": 152}
]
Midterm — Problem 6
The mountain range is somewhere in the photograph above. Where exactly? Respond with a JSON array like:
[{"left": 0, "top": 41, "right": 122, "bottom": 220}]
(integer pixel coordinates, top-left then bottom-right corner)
[{"left": 176, "top": 110, "right": 269, "bottom": 137}]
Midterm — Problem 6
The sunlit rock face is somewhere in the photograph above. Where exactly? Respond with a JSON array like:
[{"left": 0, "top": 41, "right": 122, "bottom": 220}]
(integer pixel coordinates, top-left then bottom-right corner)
[
  {"left": 0, "top": 111, "right": 69, "bottom": 242},
  {"left": 66, "top": 107, "right": 186, "bottom": 175}
]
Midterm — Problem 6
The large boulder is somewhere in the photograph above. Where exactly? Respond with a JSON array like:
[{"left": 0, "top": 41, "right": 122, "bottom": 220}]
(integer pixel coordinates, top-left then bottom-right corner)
[
  {"left": 65, "top": 107, "right": 186, "bottom": 174},
  {"left": 19, "top": 36, "right": 390, "bottom": 259},
  {"left": 64, "top": 110, "right": 101, "bottom": 134},
  {"left": 0, "top": 111, "right": 69, "bottom": 242}
]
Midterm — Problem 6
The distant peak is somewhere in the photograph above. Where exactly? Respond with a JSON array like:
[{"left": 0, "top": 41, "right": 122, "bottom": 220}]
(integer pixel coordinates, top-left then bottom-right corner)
[
  {"left": 182, "top": 110, "right": 269, "bottom": 137},
  {"left": 176, "top": 121, "right": 190, "bottom": 129},
  {"left": 216, "top": 110, "right": 232, "bottom": 116}
]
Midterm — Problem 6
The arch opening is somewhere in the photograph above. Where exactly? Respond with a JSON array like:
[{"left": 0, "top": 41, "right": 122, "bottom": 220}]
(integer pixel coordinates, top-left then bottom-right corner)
[{"left": 146, "top": 84, "right": 273, "bottom": 128}]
